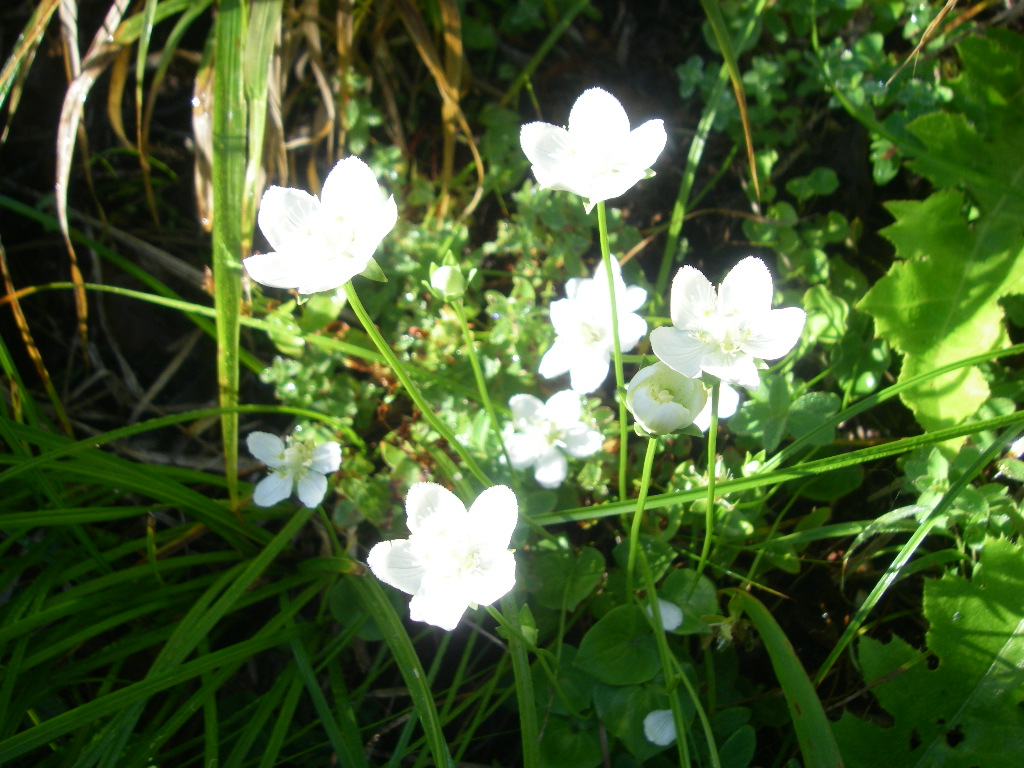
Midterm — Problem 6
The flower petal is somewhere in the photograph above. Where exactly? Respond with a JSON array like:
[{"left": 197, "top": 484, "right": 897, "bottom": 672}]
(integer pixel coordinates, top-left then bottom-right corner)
[
  {"left": 622, "top": 284, "right": 648, "bottom": 313},
  {"left": 466, "top": 549, "right": 516, "bottom": 606},
  {"left": 405, "top": 482, "right": 466, "bottom": 534},
  {"left": 718, "top": 256, "right": 772, "bottom": 317},
  {"left": 520, "top": 122, "right": 575, "bottom": 192},
  {"left": 584, "top": 168, "right": 647, "bottom": 211},
  {"left": 669, "top": 265, "right": 716, "bottom": 329},
  {"left": 296, "top": 472, "right": 328, "bottom": 508},
  {"left": 650, "top": 598, "right": 683, "bottom": 632},
  {"left": 309, "top": 441, "right": 342, "bottom": 474},
  {"left": 538, "top": 339, "right": 572, "bottom": 380},
  {"left": 243, "top": 251, "right": 312, "bottom": 291},
  {"left": 295, "top": 257, "right": 365, "bottom": 296},
  {"left": 319, "top": 157, "right": 384, "bottom": 223},
  {"left": 506, "top": 431, "right": 547, "bottom": 470},
  {"left": 252, "top": 472, "right": 293, "bottom": 507},
  {"left": 617, "top": 311, "right": 648, "bottom": 352},
  {"left": 509, "top": 394, "right": 544, "bottom": 428},
  {"left": 545, "top": 389, "right": 583, "bottom": 425},
  {"left": 693, "top": 382, "right": 741, "bottom": 432},
  {"left": 467, "top": 484, "right": 518, "bottom": 547},
  {"left": 561, "top": 426, "right": 603, "bottom": 458},
  {"left": 547, "top": 297, "right": 578, "bottom": 336},
  {"left": 408, "top": 588, "right": 469, "bottom": 631},
  {"left": 643, "top": 710, "right": 677, "bottom": 746},
  {"left": 247, "top": 432, "right": 286, "bottom": 467},
  {"left": 703, "top": 353, "right": 761, "bottom": 389},
  {"left": 568, "top": 87, "right": 631, "bottom": 146},
  {"left": 533, "top": 448, "right": 568, "bottom": 489},
  {"left": 622, "top": 118, "right": 668, "bottom": 174},
  {"left": 367, "top": 539, "right": 426, "bottom": 596},
  {"left": 567, "top": 351, "right": 611, "bottom": 394},
  {"left": 650, "top": 326, "right": 707, "bottom": 379},
  {"left": 740, "top": 306, "right": 806, "bottom": 361},
  {"left": 257, "top": 186, "right": 319, "bottom": 253}
]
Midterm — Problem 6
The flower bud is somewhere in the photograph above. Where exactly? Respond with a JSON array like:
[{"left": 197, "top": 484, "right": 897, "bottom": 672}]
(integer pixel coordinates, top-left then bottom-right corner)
[
  {"left": 430, "top": 265, "right": 465, "bottom": 300},
  {"left": 626, "top": 362, "right": 708, "bottom": 436}
]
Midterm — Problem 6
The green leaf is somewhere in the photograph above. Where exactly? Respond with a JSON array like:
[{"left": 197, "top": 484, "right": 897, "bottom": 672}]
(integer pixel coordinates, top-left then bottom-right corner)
[
  {"left": 575, "top": 605, "right": 660, "bottom": 686},
  {"left": 719, "top": 724, "right": 756, "bottom": 768},
  {"left": 905, "top": 31, "right": 1024, "bottom": 219},
  {"left": 834, "top": 537, "right": 1024, "bottom": 768},
  {"left": 592, "top": 682, "right": 678, "bottom": 761},
  {"left": 527, "top": 547, "right": 605, "bottom": 611},
  {"left": 787, "top": 392, "right": 840, "bottom": 445},
  {"left": 359, "top": 257, "right": 388, "bottom": 283},
  {"left": 858, "top": 189, "right": 1024, "bottom": 432},
  {"left": 537, "top": 715, "right": 602, "bottom": 768},
  {"left": 659, "top": 568, "right": 719, "bottom": 635}
]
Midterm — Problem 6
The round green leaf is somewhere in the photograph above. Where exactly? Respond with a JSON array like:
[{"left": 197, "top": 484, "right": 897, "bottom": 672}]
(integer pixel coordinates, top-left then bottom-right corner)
[{"left": 575, "top": 605, "right": 660, "bottom": 685}]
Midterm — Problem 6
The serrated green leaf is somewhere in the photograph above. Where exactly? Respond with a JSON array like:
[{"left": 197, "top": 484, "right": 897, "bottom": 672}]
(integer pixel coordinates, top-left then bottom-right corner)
[
  {"left": 834, "top": 537, "right": 1024, "bottom": 768},
  {"left": 858, "top": 190, "right": 1024, "bottom": 432}
]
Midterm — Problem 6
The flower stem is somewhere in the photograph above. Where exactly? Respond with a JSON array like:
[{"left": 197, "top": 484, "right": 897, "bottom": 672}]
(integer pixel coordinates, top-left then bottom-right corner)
[
  {"left": 626, "top": 435, "right": 659, "bottom": 598},
  {"left": 451, "top": 298, "right": 522, "bottom": 496},
  {"left": 343, "top": 283, "right": 491, "bottom": 488},
  {"left": 636, "top": 550, "right": 695, "bottom": 768},
  {"left": 692, "top": 381, "right": 720, "bottom": 585},
  {"left": 596, "top": 201, "right": 629, "bottom": 502}
]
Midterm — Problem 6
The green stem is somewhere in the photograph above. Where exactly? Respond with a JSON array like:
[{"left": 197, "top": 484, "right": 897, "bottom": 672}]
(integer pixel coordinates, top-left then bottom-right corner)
[
  {"left": 596, "top": 202, "right": 629, "bottom": 502},
  {"left": 493, "top": 595, "right": 540, "bottom": 768},
  {"left": 451, "top": 299, "right": 521, "bottom": 496},
  {"left": 693, "top": 382, "right": 720, "bottom": 584},
  {"left": 343, "top": 283, "right": 490, "bottom": 487},
  {"left": 639, "top": 551, "right": 723, "bottom": 766},
  {"left": 626, "top": 436, "right": 659, "bottom": 598}
]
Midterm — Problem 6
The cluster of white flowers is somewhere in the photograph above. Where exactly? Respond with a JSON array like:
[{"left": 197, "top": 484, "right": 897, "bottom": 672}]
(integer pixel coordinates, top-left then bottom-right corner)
[
  {"left": 521, "top": 87, "right": 805, "bottom": 438},
  {"left": 239, "top": 86, "right": 807, "bottom": 637}
]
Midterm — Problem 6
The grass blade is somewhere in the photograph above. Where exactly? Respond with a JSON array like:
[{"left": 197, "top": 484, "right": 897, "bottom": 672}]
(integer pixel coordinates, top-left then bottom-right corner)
[
  {"left": 352, "top": 574, "right": 453, "bottom": 768},
  {"left": 211, "top": 0, "right": 248, "bottom": 510},
  {"left": 727, "top": 589, "right": 844, "bottom": 768}
]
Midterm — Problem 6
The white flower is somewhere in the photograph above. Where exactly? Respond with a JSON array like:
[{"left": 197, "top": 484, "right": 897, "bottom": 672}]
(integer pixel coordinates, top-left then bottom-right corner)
[
  {"left": 643, "top": 709, "right": 676, "bottom": 746},
  {"left": 539, "top": 259, "right": 648, "bottom": 393},
  {"left": 366, "top": 483, "right": 518, "bottom": 631},
  {"left": 692, "top": 382, "right": 741, "bottom": 432},
  {"left": 626, "top": 362, "right": 708, "bottom": 436},
  {"left": 246, "top": 431, "right": 341, "bottom": 508},
  {"left": 505, "top": 390, "right": 603, "bottom": 488},
  {"left": 243, "top": 156, "right": 398, "bottom": 295},
  {"left": 646, "top": 598, "right": 683, "bottom": 632},
  {"left": 650, "top": 257, "right": 806, "bottom": 389},
  {"left": 520, "top": 87, "right": 667, "bottom": 213}
]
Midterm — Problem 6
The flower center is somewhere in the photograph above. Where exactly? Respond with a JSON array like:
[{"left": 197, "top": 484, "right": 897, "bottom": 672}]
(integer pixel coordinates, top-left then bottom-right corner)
[
  {"left": 282, "top": 440, "right": 313, "bottom": 476},
  {"left": 579, "top": 321, "right": 606, "bottom": 345},
  {"left": 654, "top": 387, "right": 675, "bottom": 404}
]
